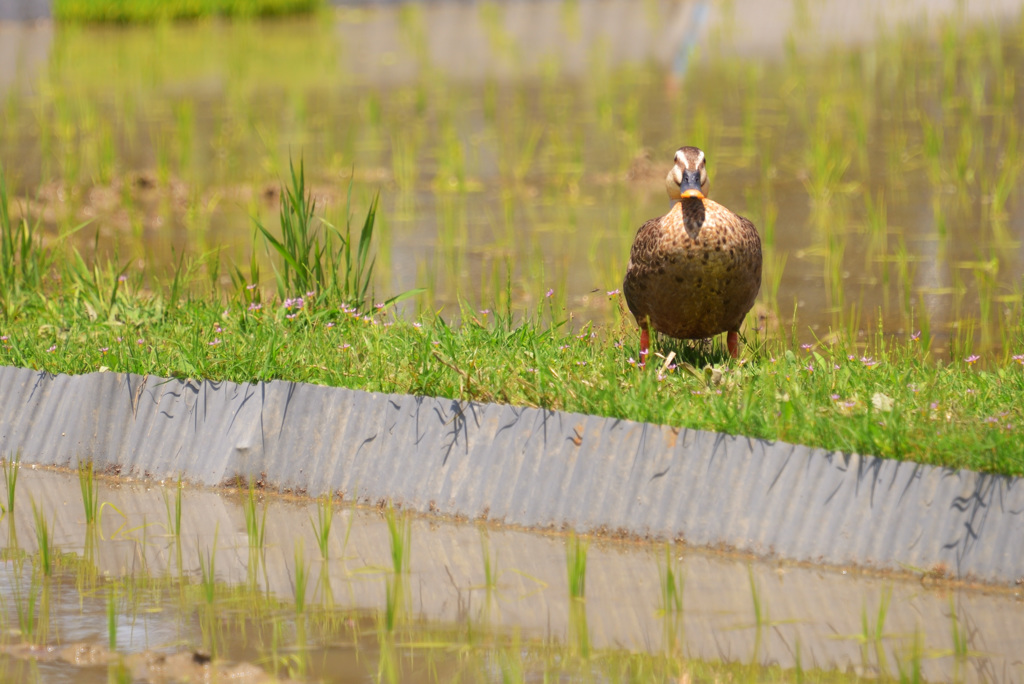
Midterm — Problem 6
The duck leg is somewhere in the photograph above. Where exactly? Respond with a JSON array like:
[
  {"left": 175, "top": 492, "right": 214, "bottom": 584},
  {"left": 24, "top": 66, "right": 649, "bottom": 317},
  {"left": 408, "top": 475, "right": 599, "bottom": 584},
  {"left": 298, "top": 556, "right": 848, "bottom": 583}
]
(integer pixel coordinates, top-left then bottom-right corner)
[
  {"left": 726, "top": 331, "right": 739, "bottom": 359},
  {"left": 639, "top": 327, "right": 650, "bottom": 368}
]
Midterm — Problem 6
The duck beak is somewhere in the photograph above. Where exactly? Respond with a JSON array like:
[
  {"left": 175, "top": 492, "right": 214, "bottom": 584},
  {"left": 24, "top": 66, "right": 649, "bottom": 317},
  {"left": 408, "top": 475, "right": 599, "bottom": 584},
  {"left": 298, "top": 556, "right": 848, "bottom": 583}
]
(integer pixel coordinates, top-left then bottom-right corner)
[{"left": 679, "top": 169, "right": 704, "bottom": 199}]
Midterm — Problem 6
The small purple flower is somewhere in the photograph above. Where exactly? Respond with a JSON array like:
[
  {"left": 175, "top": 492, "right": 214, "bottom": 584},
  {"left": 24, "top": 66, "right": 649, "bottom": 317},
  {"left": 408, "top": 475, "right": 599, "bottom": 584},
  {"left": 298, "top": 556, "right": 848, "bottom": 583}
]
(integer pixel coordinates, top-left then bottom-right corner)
[
  {"left": 47, "top": 344, "right": 56, "bottom": 353},
  {"left": 137, "top": 338, "right": 145, "bottom": 345},
  {"left": 801, "top": 343, "right": 812, "bottom": 351},
  {"left": 118, "top": 274, "right": 127, "bottom": 282},
  {"left": 627, "top": 357, "right": 636, "bottom": 365},
  {"left": 286, "top": 313, "right": 299, "bottom": 320},
  {"left": 413, "top": 322, "right": 422, "bottom": 329},
  {"left": 545, "top": 289, "right": 554, "bottom": 298},
  {"left": 910, "top": 331, "right": 921, "bottom": 341},
  {"left": 209, "top": 338, "right": 221, "bottom": 346},
  {"left": 966, "top": 354, "right": 980, "bottom": 365},
  {"left": 613, "top": 340, "right": 623, "bottom": 349},
  {"left": 576, "top": 361, "right": 587, "bottom": 366},
  {"left": 99, "top": 347, "right": 109, "bottom": 354},
  {"left": 480, "top": 309, "right": 491, "bottom": 315},
  {"left": 805, "top": 363, "right": 814, "bottom": 372},
  {"left": 326, "top": 322, "right": 335, "bottom": 328},
  {"left": 606, "top": 289, "right": 621, "bottom": 296},
  {"left": 246, "top": 283, "right": 258, "bottom": 291},
  {"left": 306, "top": 291, "right": 316, "bottom": 298},
  {"left": 1013, "top": 354, "right": 1024, "bottom": 365},
  {"left": 375, "top": 302, "right": 385, "bottom": 310},
  {"left": 1, "top": 335, "right": 9, "bottom": 341},
  {"left": 985, "top": 416, "right": 999, "bottom": 425},
  {"left": 930, "top": 402, "right": 939, "bottom": 410},
  {"left": 339, "top": 343, "right": 351, "bottom": 351},
  {"left": 830, "top": 394, "right": 840, "bottom": 400},
  {"left": 248, "top": 302, "right": 262, "bottom": 312}
]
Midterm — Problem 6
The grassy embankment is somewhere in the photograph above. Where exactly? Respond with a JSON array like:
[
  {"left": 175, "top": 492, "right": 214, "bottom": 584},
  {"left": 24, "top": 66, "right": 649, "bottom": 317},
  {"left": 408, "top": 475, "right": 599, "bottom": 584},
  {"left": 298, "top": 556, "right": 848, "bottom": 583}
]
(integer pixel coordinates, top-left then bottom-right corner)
[
  {"left": 0, "top": 163, "right": 1022, "bottom": 477},
  {"left": 53, "top": 0, "right": 322, "bottom": 22}
]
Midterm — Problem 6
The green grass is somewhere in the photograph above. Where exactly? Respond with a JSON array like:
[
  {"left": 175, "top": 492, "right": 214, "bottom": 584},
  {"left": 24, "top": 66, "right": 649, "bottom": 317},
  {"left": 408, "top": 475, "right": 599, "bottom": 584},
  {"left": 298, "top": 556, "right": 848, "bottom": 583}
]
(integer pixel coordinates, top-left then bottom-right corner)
[
  {"left": 53, "top": 0, "right": 323, "bottom": 23},
  {"left": 0, "top": 165, "right": 1022, "bottom": 478}
]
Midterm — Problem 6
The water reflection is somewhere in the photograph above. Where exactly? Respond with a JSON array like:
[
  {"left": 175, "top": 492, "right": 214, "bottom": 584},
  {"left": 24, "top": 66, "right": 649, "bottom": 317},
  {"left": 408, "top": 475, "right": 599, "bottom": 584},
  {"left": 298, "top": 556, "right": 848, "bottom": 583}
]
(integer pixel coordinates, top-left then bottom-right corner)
[{"left": 0, "top": 468, "right": 1021, "bottom": 682}]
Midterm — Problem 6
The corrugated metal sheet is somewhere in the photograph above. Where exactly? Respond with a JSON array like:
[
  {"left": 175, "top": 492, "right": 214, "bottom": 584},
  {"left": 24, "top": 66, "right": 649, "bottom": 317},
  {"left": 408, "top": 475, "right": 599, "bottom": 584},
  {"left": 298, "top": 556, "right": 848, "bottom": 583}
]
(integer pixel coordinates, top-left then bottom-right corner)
[{"left": 1, "top": 365, "right": 1022, "bottom": 584}]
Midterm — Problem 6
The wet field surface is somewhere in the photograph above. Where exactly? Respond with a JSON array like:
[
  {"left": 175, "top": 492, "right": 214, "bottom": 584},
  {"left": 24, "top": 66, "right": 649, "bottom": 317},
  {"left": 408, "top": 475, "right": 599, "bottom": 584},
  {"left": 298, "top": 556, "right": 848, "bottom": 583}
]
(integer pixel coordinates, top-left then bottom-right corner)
[
  {"left": 1, "top": 1, "right": 1023, "bottom": 353},
  {"left": 0, "top": 467, "right": 1022, "bottom": 682}
]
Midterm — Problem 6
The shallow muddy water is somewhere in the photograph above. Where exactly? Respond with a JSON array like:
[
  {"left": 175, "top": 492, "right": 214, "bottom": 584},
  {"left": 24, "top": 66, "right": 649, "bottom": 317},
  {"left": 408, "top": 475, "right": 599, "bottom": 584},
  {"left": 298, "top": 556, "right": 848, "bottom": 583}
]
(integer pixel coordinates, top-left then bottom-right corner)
[
  {"left": 1, "top": 1, "right": 1024, "bottom": 353},
  {"left": 0, "top": 468, "right": 1022, "bottom": 682}
]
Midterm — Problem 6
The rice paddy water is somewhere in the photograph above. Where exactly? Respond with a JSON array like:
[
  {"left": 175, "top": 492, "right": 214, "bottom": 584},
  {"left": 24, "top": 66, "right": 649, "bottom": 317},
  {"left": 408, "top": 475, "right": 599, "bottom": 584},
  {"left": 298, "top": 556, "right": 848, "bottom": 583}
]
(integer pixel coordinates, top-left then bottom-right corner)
[
  {"left": 1, "top": 1, "right": 1022, "bottom": 353},
  {"left": 0, "top": 467, "right": 1021, "bottom": 682}
]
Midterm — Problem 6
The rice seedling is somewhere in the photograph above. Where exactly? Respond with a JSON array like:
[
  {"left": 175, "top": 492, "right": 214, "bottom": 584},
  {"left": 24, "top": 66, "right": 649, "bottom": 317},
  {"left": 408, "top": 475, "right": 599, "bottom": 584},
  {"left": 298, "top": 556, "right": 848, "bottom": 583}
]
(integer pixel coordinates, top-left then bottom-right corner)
[
  {"left": 292, "top": 540, "right": 308, "bottom": 614},
  {"left": 309, "top": 493, "right": 332, "bottom": 561},
  {"left": 107, "top": 660, "right": 132, "bottom": 684},
  {"left": 383, "top": 574, "right": 404, "bottom": 634},
  {"left": 861, "top": 586, "right": 892, "bottom": 675},
  {"left": 949, "top": 596, "right": 969, "bottom": 663},
  {"left": 14, "top": 573, "right": 49, "bottom": 644},
  {"left": 479, "top": 528, "right": 497, "bottom": 591},
  {"left": 1, "top": 451, "right": 19, "bottom": 514},
  {"left": 565, "top": 533, "right": 588, "bottom": 600},
  {"left": 107, "top": 584, "right": 119, "bottom": 650},
  {"left": 77, "top": 459, "right": 99, "bottom": 525},
  {"left": 243, "top": 480, "right": 267, "bottom": 551},
  {"left": 658, "top": 544, "right": 683, "bottom": 614},
  {"left": 568, "top": 593, "right": 591, "bottom": 659},
  {"left": 162, "top": 475, "right": 183, "bottom": 538},
  {"left": 198, "top": 528, "right": 218, "bottom": 606},
  {"left": 385, "top": 503, "right": 411, "bottom": 575},
  {"left": 748, "top": 565, "right": 764, "bottom": 663},
  {"left": 31, "top": 502, "right": 54, "bottom": 576}
]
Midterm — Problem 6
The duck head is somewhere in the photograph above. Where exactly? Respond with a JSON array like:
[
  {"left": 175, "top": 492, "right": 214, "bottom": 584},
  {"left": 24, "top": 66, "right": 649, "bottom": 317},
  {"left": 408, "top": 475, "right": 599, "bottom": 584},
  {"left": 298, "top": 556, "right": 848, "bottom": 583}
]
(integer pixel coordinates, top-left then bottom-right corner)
[{"left": 665, "top": 146, "right": 708, "bottom": 202}]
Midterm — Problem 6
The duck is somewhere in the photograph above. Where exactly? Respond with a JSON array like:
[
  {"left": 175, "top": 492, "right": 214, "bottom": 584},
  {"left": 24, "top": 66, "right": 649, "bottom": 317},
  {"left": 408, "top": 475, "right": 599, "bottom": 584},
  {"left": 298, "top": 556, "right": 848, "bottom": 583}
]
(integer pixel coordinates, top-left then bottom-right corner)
[{"left": 623, "top": 146, "right": 762, "bottom": 362}]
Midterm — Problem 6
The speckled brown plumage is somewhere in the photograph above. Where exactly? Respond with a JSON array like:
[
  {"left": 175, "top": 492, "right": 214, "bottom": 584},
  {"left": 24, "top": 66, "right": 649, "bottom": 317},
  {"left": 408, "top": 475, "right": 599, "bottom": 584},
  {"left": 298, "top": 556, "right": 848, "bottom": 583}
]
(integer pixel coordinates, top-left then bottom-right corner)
[{"left": 623, "top": 147, "right": 762, "bottom": 355}]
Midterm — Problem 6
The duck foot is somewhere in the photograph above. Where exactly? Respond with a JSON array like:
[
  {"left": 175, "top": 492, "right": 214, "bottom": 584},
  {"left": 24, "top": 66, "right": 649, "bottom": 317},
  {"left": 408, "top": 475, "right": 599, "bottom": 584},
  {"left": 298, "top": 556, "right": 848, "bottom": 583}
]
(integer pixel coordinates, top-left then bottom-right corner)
[
  {"left": 727, "top": 331, "right": 739, "bottom": 359},
  {"left": 639, "top": 328, "right": 650, "bottom": 368}
]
